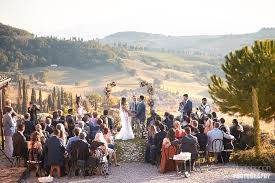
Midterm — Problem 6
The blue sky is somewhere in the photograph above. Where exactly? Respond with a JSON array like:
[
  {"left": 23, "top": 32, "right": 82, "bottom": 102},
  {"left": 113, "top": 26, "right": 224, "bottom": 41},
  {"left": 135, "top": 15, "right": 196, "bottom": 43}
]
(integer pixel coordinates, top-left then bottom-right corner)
[{"left": 0, "top": 0, "right": 274, "bottom": 39}]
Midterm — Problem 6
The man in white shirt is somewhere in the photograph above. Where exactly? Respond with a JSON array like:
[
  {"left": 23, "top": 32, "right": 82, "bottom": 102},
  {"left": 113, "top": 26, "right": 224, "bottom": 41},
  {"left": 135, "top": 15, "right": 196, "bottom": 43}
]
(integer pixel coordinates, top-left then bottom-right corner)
[
  {"left": 198, "top": 98, "right": 211, "bottom": 116},
  {"left": 207, "top": 122, "right": 234, "bottom": 152}
]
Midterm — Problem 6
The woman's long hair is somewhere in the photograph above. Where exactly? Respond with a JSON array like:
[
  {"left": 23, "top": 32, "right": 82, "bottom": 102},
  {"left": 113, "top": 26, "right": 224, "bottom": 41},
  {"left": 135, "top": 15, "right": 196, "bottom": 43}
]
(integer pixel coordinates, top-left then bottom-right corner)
[
  {"left": 31, "top": 131, "right": 41, "bottom": 147},
  {"left": 121, "top": 97, "right": 127, "bottom": 107},
  {"left": 148, "top": 125, "right": 157, "bottom": 138},
  {"left": 167, "top": 128, "right": 176, "bottom": 142}
]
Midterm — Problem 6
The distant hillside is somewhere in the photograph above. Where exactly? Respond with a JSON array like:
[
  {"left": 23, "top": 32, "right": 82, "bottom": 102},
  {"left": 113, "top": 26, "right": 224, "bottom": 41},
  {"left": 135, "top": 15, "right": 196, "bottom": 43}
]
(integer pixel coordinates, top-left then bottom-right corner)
[
  {"left": 102, "top": 28, "right": 275, "bottom": 56},
  {"left": 0, "top": 23, "right": 33, "bottom": 37},
  {"left": 0, "top": 22, "right": 128, "bottom": 71}
]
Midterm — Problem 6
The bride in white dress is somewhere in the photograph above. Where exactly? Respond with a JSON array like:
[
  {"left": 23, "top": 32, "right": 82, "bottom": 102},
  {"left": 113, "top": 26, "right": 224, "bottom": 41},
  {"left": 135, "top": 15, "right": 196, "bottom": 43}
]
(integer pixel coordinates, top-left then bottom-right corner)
[{"left": 115, "top": 97, "right": 135, "bottom": 140}]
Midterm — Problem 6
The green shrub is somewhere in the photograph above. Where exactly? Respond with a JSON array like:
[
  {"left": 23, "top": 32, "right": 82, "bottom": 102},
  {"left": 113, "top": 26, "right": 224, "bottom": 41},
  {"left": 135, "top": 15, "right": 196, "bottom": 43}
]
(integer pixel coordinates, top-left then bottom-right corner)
[
  {"left": 231, "top": 144, "right": 275, "bottom": 173},
  {"left": 238, "top": 125, "right": 256, "bottom": 149}
]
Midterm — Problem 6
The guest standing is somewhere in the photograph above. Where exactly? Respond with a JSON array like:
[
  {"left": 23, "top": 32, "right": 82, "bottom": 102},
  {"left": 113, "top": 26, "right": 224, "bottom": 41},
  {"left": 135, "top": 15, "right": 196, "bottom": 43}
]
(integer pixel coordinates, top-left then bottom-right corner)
[
  {"left": 23, "top": 113, "right": 35, "bottom": 141},
  {"left": 3, "top": 107, "right": 16, "bottom": 158},
  {"left": 12, "top": 123, "right": 28, "bottom": 161}
]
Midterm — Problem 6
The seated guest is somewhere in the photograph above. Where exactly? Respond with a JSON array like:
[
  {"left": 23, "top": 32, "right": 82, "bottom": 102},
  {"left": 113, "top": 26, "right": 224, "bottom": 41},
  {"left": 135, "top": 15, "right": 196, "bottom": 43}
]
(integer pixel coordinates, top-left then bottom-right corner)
[
  {"left": 52, "top": 111, "right": 59, "bottom": 128},
  {"left": 56, "top": 123, "right": 68, "bottom": 146},
  {"left": 76, "top": 115, "right": 84, "bottom": 126},
  {"left": 163, "top": 112, "right": 173, "bottom": 130},
  {"left": 89, "top": 112, "right": 98, "bottom": 126},
  {"left": 211, "top": 112, "right": 218, "bottom": 122},
  {"left": 155, "top": 123, "right": 167, "bottom": 160},
  {"left": 94, "top": 131, "right": 119, "bottom": 166},
  {"left": 89, "top": 117, "right": 101, "bottom": 140},
  {"left": 219, "top": 118, "right": 230, "bottom": 134},
  {"left": 174, "top": 121, "right": 186, "bottom": 139},
  {"left": 45, "top": 117, "right": 54, "bottom": 135},
  {"left": 204, "top": 118, "right": 213, "bottom": 134},
  {"left": 146, "top": 110, "right": 161, "bottom": 128},
  {"left": 220, "top": 126, "right": 234, "bottom": 163},
  {"left": 230, "top": 119, "right": 243, "bottom": 144},
  {"left": 168, "top": 114, "right": 174, "bottom": 124},
  {"left": 23, "top": 113, "right": 35, "bottom": 141},
  {"left": 207, "top": 122, "right": 234, "bottom": 153},
  {"left": 40, "top": 122, "right": 50, "bottom": 139},
  {"left": 182, "top": 115, "right": 190, "bottom": 127},
  {"left": 35, "top": 124, "right": 46, "bottom": 144},
  {"left": 59, "top": 116, "right": 66, "bottom": 126},
  {"left": 29, "top": 131, "right": 43, "bottom": 176},
  {"left": 160, "top": 129, "right": 177, "bottom": 173},
  {"left": 195, "top": 125, "right": 208, "bottom": 152},
  {"left": 65, "top": 109, "right": 74, "bottom": 123},
  {"left": 191, "top": 120, "right": 200, "bottom": 135},
  {"left": 82, "top": 115, "right": 90, "bottom": 136},
  {"left": 103, "top": 127, "right": 115, "bottom": 150},
  {"left": 12, "top": 123, "right": 28, "bottom": 161},
  {"left": 145, "top": 125, "right": 157, "bottom": 164},
  {"left": 71, "top": 132, "right": 90, "bottom": 173},
  {"left": 44, "top": 129, "right": 65, "bottom": 175},
  {"left": 179, "top": 127, "right": 199, "bottom": 170},
  {"left": 57, "top": 110, "right": 64, "bottom": 120},
  {"left": 66, "top": 127, "right": 82, "bottom": 153},
  {"left": 102, "top": 110, "right": 114, "bottom": 134}
]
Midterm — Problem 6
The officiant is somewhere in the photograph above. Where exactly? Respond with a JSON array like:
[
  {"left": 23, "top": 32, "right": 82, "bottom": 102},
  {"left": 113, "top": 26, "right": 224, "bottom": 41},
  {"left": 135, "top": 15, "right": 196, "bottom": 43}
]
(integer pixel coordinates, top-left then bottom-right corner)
[{"left": 129, "top": 95, "right": 138, "bottom": 134}]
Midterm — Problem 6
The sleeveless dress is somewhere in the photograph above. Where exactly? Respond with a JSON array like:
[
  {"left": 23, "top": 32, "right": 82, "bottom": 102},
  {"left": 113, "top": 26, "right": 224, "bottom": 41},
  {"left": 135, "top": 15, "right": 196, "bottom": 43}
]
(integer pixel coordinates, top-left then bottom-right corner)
[{"left": 115, "top": 106, "right": 134, "bottom": 140}]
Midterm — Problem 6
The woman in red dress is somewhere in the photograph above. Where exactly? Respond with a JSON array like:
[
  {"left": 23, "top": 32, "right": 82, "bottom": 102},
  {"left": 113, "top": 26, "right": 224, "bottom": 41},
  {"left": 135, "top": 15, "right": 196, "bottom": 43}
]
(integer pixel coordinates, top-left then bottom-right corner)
[
  {"left": 174, "top": 121, "right": 186, "bottom": 139},
  {"left": 160, "top": 129, "right": 178, "bottom": 173}
]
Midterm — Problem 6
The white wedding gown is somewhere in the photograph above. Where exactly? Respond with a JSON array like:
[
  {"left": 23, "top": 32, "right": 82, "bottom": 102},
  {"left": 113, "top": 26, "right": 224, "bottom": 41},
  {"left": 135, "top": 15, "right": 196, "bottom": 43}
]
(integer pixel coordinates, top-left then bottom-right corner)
[{"left": 115, "top": 106, "right": 135, "bottom": 140}]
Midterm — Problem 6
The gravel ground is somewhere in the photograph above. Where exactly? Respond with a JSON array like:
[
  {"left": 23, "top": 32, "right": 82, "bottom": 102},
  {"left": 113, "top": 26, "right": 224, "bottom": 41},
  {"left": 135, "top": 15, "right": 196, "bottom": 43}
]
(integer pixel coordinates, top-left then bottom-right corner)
[{"left": 25, "top": 163, "right": 275, "bottom": 183}]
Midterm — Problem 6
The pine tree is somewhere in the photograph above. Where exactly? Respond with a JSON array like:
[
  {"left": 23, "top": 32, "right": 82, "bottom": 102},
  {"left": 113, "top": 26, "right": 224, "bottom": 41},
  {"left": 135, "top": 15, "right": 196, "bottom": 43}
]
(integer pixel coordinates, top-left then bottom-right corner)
[
  {"left": 22, "top": 79, "right": 28, "bottom": 113},
  {"left": 39, "top": 89, "right": 43, "bottom": 112},
  {"left": 208, "top": 40, "right": 275, "bottom": 154},
  {"left": 31, "top": 88, "right": 37, "bottom": 103},
  {"left": 17, "top": 80, "right": 22, "bottom": 113}
]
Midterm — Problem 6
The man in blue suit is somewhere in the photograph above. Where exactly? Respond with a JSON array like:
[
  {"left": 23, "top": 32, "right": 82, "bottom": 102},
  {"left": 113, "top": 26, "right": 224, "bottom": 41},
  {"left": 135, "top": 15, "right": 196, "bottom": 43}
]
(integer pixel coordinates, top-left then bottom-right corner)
[
  {"left": 136, "top": 95, "right": 146, "bottom": 138},
  {"left": 179, "top": 94, "right": 193, "bottom": 117}
]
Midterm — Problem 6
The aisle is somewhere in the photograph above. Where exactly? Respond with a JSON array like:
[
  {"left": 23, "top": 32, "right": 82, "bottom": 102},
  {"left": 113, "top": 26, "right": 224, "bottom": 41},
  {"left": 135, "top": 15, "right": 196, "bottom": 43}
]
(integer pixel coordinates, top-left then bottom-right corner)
[{"left": 25, "top": 163, "right": 275, "bottom": 183}]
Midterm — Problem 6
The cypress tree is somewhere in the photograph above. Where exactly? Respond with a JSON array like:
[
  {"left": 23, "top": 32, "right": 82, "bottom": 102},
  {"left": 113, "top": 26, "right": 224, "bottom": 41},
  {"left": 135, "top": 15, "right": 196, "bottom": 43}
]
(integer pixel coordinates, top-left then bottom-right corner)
[
  {"left": 57, "top": 90, "right": 62, "bottom": 110},
  {"left": 39, "top": 89, "right": 43, "bottom": 112},
  {"left": 31, "top": 88, "right": 37, "bottom": 103},
  {"left": 17, "top": 80, "right": 22, "bottom": 113},
  {"left": 61, "top": 87, "right": 64, "bottom": 105},
  {"left": 22, "top": 79, "right": 28, "bottom": 113},
  {"left": 52, "top": 87, "right": 56, "bottom": 110},
  {"left": 47, "top": 94, "right": 53, "bottom": 112}
]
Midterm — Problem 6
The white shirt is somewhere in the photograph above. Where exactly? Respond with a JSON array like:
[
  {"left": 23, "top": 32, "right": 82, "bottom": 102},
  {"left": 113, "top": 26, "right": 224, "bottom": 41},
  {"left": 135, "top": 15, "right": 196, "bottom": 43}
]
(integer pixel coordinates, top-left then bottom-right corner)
[
  {"left": 207, "top": 128, "right": 234, "bottom": 152},
  {"left": 199, "top": 103, "right": 211, "bottom": 114}
]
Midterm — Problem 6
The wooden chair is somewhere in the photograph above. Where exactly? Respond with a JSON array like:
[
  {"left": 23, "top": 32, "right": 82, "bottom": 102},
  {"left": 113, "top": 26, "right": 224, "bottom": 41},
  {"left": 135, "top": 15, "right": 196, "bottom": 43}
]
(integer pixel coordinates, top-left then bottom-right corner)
[
  {"left": 211, "top": 139, "right": 224, "bottom": 164},
  {"left": 50, "top": 165, "right": 61, "bottom": 177}
]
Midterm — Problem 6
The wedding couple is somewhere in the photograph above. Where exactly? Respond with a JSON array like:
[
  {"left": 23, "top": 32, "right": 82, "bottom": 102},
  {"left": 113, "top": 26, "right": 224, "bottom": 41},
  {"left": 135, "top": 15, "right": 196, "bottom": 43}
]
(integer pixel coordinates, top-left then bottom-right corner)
[{"left": 115, "top": 95, "right": 146, "bottom": 141}]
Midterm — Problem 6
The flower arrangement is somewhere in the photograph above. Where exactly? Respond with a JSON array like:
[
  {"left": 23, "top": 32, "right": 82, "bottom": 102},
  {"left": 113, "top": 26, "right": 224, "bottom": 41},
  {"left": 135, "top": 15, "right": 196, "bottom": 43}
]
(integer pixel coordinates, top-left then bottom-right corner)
[
  {"left": 104, "top": 81, "right": 117, "bottom": 97},
  {"left": 140, "top": 81, "right": 149, "bottom": 87}
]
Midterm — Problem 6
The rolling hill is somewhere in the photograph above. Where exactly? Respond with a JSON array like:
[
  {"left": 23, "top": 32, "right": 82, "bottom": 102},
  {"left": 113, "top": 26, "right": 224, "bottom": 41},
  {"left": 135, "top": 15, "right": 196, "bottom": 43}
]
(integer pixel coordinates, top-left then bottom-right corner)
[{"left": 102, "top": 28, "right": 275, "bottom": 56}]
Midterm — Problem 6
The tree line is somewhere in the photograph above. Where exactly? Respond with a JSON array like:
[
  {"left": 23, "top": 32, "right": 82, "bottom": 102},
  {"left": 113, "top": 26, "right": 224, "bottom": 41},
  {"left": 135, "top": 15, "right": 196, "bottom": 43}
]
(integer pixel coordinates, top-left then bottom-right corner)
[
  {"left": 16, "top": 79, "right": 75, "bottom": 114},
  {"left": 0, "top": 23, "right": 128, "bottom": 72}
]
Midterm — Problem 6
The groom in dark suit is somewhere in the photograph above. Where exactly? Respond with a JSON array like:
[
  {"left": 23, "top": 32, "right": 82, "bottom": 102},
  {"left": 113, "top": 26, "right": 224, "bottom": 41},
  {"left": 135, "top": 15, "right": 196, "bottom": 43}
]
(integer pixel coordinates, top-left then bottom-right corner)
[
  {"left": 179, "top": 94, "right": 193, "bottom": 117},
  {"left": 136, "top": 95, "right": 146, "bottom": 138}
]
